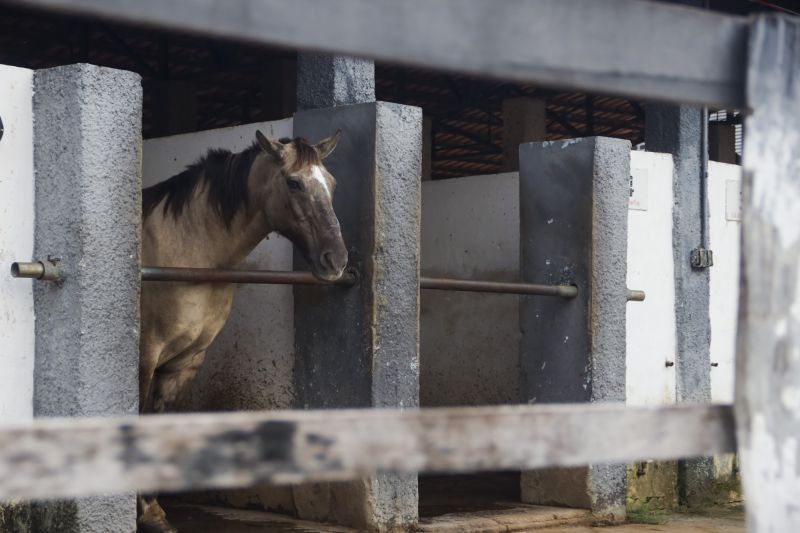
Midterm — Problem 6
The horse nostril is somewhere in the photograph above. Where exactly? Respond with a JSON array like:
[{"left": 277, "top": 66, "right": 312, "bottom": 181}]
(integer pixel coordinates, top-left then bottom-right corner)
[
  {"left": 320, "top": 249, "right": 347, "bottom": 273},
  {"left": 321, "top": 251, "right": 335, "bottom": 271}
]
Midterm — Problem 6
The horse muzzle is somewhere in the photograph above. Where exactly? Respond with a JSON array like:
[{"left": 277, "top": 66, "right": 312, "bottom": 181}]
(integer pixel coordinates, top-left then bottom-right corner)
[{"left": 312, "top": 239, "right": 348, "bottom": 282}]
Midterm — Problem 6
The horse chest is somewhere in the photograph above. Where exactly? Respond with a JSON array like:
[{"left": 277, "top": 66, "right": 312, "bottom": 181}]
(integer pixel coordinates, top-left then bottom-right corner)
[
  {"left": 178, "top": 285, "right": 234, "bottom": 342},
  {"left": 142, "top": 283, "right": 235, "bottom": 362}
]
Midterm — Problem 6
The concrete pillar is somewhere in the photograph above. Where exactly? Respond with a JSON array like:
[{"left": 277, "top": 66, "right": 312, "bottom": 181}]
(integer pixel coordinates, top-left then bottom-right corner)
[
  {"left": 502, "top": 97, "right": 546, "bottom": 171},
  {"left": 296, "top": 54, "right": 375, "bottom": 110},
  {"left": 645, "top": 103, "right": 713, "bottom": 506},
  {"left": 293, "top": 52, "right": 421, "bottom": 531},
  {"left": 293, "top": 101, "right": 422, "bottom": 531},
  {"left": 518, "top": 137, "right": 630, "bottom": 521},
  {"left": 151, "top": 79, "right": 197, "bottom": 136},
  {"left": 31, "top": 64, "right": 142, "bottom": 532},
  {"left": 709, "top": 123, "right": 737, "bottom": 164}
]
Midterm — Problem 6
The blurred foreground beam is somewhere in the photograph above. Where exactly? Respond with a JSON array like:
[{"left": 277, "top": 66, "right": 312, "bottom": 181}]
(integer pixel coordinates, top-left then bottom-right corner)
[
  {"left": 4, "top": 0, "right": 747, "bottom": 107},
  {"left": 0, "top": 403, "right": 734, "bottom": 502}
]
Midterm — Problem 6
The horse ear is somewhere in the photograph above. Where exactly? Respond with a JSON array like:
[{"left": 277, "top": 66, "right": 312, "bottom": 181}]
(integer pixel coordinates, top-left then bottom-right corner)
[
  {"left": 315, "top": 129, "right": 341, "bottom": 160},
  {"left": 255, "top": 130, "right": 285, "bottom": 161}
]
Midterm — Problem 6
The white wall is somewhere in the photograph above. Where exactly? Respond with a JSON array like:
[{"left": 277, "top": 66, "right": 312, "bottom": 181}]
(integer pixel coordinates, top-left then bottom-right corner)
[
  {"left": 626, "top": 152, "right": 678, "bottom": 406},
  {"left": 142, "top": 119, "right": 296, "bottom": 411},
  {"left": 420, "top": 173, "right": 520, "bottom": 406},
  {"left": 0, "top": 65, "right": 35, "bottom": 422},
  {"left": 625, "top": 154, "right": 740, "bottom": 409},
  {"left": 708, "top": 161, "right": 742, "bottom": 405}
]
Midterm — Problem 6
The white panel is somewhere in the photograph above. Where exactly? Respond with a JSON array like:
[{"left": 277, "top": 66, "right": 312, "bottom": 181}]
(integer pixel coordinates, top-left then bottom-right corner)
[
  {"left": 725, "top": 178, "right": 742, "bottom": 221},
  {"left": 626, "top": 152, "right": 677, "bottom": 406},
  {"left": 628, "top": 168, "right": 649, "bottom": 211},
  {"left": 0, "top": 65, "right": 35, "bottom": 421},
  {"left": 142, "top": 119, "right": 296, "bottom": 410},
  {"left": 708, "top": 161, "right": 742, "bottom": 405}
]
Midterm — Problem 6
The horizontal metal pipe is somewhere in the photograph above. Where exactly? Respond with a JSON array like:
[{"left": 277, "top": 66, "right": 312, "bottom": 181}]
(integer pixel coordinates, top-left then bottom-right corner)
[
  {"left": 143, "top": 267, "right": 578, "bottom": 298},
  {"left": 420, "top": 276, "right": 578, "bottom": 298},
  {"left": 141, "top": 267, "right": 648, "bottom": 301},
  {"left": 10, "top": 260, "right": 61, "bottom": 281},
  {"left": 626, "top": 289, "right": 646, "bottom": 302},
  {"left": 14, "top": 264, "right": 643, "bottom": 302},
  {"left": 11, "top": 261, "right": 44, "bottom": 279},
  {"left": 141, "top": 266, "right": 357, "bottom": 286}
]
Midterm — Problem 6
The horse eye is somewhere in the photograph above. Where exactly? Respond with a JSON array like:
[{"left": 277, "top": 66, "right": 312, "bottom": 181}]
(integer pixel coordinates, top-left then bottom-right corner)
[{"left": 286, "top": 179, "right": 303, "bottom": 192}]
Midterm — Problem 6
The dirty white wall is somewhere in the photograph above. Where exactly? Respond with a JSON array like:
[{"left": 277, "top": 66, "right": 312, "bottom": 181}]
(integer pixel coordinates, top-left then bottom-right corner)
[
  {"left": 626, "top": 151, "right": 678, "bottom": 406},
  {"left": 708, "top": 161, "right": 742, "bottom": 405},
  {"left": 142, "top": 119, "right": 295, "bottom": 411},
  {"left": 420, "top": 173, "right": 520, "bottom": 406},
  {"left": 0, "top": 65, "right": 35, "bottom": 422}
]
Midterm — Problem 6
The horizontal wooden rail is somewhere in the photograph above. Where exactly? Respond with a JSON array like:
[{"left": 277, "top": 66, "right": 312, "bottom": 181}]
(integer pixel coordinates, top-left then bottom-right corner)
[
  {"left": 5, "top": 0, "right": 747, "bottom": 107},
  {"left": 0, "top": 403, "right": 734, "bottom": 502}
]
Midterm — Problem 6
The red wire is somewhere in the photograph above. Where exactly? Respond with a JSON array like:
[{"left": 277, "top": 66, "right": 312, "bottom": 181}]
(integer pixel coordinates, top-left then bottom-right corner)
[{"left": 747, "top": 0, "right": 800, "bottom": 15}]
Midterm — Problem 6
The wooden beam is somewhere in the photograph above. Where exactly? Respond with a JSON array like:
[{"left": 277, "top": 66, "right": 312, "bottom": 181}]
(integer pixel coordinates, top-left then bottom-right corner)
[
  {"left": 0, "top": 404, "right": 734, "bottom": 502},
  {"left": 6, "top": 0, "right": 747, "bottom": 107},
  {"left": 737, "top": 14, "right": 800, "bottom": 533}
]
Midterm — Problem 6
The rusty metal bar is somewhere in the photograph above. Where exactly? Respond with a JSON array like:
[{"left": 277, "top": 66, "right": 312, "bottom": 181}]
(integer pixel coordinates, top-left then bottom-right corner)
[
  {"left": 142, "top": 267, "right": 579, "bottom": 298},
  {"left": 626, "top": 289, "right": 646, "bottom": 302},
  {"left": 420, "top": 276, "right": 578, "bottom": 298},
  {"left": 15, "top": 265, "right": 644, "bottom": 301},
  {"left": 141, "top": 266, "right": 357, "bottom": 287},
  {"left": 10, "top": 259, "right": 62, "bottom": 281}
]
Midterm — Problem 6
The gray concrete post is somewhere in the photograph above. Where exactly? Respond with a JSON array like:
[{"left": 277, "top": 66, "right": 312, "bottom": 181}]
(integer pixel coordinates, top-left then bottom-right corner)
[
  {"left": 293, "top": 102, "right": 422, "bottom": 531},
  {"left": 31, "top": 64, "right": 142, "bottom": 532},
  {"left": 518, "top": 137, "right": 630, "bottom": 521},
  {"left": 645, "top": 0, "right": 715, "bottom": 507},
  {"left": 645, "top": 103, "right": 714, "bottom": 506},
  {"left": 296, "top": 54, "right": 375, "bottom": 110}
]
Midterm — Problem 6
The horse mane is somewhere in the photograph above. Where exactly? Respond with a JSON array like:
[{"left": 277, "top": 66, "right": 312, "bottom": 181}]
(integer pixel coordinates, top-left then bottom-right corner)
[
  {"left": 142, "top": 137, "right": 321, "bottom": 227},
  {"left": 286, "top": 137, "right": 321, "bottom": 172}
]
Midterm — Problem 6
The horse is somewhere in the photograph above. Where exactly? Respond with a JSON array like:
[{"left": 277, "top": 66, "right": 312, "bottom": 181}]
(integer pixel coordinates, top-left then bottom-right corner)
[{"left": 137, "top": 130, "right": 348, "bottom": 532}]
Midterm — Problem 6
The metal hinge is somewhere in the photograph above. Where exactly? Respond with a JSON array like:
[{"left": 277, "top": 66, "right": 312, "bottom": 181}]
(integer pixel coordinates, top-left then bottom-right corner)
[{"left": 691, "top": 248, "right": 714, "bottom": 269}]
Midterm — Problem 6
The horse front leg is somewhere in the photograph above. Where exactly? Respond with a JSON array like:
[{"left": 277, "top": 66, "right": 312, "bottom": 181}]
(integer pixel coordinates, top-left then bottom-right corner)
[
  {"left": 137, "top": 345, "right": 184, "bottom": 532},
  {"left": 139, "top": 341, "right": 162, "bottom": 414},
  {"left": 151, "top": 349, "right": 207, "bottom": 413}
]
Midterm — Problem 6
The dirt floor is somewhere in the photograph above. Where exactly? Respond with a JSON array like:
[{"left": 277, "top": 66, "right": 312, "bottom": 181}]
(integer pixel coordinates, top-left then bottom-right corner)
[
  {"left": 166, "top": 473, "right": 744, "bottom": 532},
  {"left": 166, "top": 503, "right": 746, "bottom": 533},
  {"left": 539, "top": 509, "right": 746, "bottom": 533}
]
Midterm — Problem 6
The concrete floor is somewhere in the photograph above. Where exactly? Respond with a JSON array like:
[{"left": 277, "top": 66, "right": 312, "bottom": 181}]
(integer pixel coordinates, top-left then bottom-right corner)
[{"left": 167, "top": 504, "right": 746, "bottom": 533}]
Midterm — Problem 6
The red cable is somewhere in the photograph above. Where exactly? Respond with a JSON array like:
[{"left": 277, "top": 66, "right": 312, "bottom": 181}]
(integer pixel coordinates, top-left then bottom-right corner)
[{"left": 746, "top": 0, "right": 800, "bottom": 15}]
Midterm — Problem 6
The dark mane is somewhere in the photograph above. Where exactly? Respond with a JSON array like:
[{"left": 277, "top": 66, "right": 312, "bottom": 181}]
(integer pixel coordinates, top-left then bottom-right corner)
[
  {"left": 143, "top": 137, "right": 322, "bottom": 227},
  {"left": 287, "top": 137, "right": 321, "bottom": 172},
  {"left": 142, "top": 144, "right": 261, "bottom": 227}
]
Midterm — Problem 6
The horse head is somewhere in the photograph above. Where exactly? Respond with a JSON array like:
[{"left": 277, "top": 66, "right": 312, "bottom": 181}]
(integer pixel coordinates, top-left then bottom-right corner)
[{"left": 255, "top": 130, "right": 348, "bottom": 281}]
